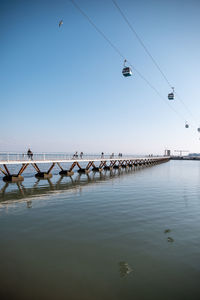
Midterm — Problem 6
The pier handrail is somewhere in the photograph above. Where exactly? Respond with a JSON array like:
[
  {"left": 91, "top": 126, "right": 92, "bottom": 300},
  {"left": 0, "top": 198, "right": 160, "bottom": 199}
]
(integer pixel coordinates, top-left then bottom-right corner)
[{"left": 0, "top": 152, "right": 160, "bottom": 163}]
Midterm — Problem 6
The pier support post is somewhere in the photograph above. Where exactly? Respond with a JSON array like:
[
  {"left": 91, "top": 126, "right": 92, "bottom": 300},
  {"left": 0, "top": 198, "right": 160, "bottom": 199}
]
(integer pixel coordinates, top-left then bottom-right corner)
[
  {"left": 32, "top": 163, "right": 53, "bottom": 179},
  {"left": 57, "top": 162, "right": 75, "bottom": 176},
  {"left": 1, "top": 164, "right": 25, "bottom": 182},
  {"left": 77, "top": 162, "right": 91, "bottom": 174},
  {"left": 104, "top": 161, "right": 113, "bottom": 171},
  {"left": 104, "top": 166, "right": 113, "bottom": 171},
  {"left": 35, "top": 172, "right": 53, "bottom": 179},
  {"left": 3, "top": 174, "right": 24, "bottom": 183},
  {"left": 92, "top": 164, "right": 103, "bottom": 172},
  {"left": 113, "top": 163, "right": 121, "bottom": 170}
]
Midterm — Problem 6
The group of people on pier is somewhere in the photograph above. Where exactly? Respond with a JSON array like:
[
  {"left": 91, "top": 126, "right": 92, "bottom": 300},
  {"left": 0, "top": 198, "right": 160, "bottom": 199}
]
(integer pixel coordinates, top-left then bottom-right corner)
[
  {"left": 72, "top": 152, "right": 123, "bottom": 159},
  {"left": 25, "top": 149, "right": 123, "bottom": 160}
]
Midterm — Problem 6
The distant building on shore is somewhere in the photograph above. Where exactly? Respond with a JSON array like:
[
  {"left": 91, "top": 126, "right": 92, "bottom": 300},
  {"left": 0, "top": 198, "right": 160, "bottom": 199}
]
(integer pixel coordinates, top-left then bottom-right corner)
[
  {"left": 188, "top": 153, "right": 200, "bottom": 157},
  {"left": 164, "top": 149, "right": 171, "bottom": 156}
]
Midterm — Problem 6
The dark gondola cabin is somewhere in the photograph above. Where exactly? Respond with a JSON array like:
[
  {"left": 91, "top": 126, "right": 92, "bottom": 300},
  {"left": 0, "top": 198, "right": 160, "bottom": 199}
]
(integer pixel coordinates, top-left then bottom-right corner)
[
  {"left": 168, "top": 87, "right": 175, "bottom": 100},
  {"left": 168, "top": 93, "right": 174, "bottom": 100},
  {"left": 122, "top": 59, "right": 132, "bottom": 77},
  {"left": 185, "top": 123, "right": 189, "bottom": 128},
  {"left": 122, "top": 67, "right": 132, "bottom": 77}
]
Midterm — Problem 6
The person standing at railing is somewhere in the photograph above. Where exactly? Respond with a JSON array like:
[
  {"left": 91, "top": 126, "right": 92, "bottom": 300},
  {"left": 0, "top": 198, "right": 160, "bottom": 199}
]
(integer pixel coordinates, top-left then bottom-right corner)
[
  {"left": 80, "top": 152, "right": 83, "bottom": 159},
  {"left": 27, "top": 148, "right": 33, "bottom": 160},
  {"left": 101, "top": 152, "right": 104, "bottom": 159}
]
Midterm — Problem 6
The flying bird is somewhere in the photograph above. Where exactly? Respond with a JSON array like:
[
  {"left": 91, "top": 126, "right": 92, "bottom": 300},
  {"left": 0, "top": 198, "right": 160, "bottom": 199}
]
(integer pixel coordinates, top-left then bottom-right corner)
[{"left": 59, "top": 20, "right": 63, "bottom": 27}]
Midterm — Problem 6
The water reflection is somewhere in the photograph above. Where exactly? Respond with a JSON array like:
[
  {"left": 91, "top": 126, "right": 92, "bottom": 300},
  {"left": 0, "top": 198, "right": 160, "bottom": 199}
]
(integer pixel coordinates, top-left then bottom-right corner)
[
  {"left": 27, "top": 200, "right": 32, "bottom": 208},
  {"left": 119, "top": 261, "right": 133, "bottom": 277},
  {"left": 167, "top": 237, "right": 174, "bottom": 243},
  {"left": 0, "top": 167, "right": 140, "bottom": 205},
  {"left": 164, "top": 229, "right": 171, "bottom": 234}
]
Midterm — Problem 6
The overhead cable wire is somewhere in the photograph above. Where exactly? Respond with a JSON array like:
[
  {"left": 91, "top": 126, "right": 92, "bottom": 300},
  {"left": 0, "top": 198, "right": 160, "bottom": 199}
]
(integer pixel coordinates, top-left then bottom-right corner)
[
  {"left": 112, "top": 0, "right": 172, "bottom": 88},
  {"left": 126, "top": 60, "right": 187, "bottom": 122},
  {"left": 69, "top": 0, "right": 187, "bottom": 122},
  {"left": 175, "top": 91, "right": 198, "bottom": 124},
  {"left": 112, "top": 0, "right": 197, "bottom": 124}
]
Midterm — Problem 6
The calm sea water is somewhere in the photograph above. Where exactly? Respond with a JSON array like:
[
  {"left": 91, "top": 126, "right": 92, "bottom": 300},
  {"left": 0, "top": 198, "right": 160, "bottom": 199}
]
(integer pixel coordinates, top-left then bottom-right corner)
[{"left": 0, "top": 160, "right": 200, "bottom": 300}]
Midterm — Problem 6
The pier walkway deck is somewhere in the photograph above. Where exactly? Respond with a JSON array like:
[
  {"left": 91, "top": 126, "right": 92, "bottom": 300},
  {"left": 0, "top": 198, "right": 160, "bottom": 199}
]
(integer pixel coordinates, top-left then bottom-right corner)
[{"left": 0, "top": 153, "right": 169, "bottom": 182}]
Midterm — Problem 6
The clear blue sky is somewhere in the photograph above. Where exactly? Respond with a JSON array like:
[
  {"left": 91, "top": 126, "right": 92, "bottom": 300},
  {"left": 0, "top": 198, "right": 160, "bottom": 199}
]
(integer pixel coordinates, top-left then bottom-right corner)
[{"left": 1, "top": 0, "right": 200, "bottom": 155}]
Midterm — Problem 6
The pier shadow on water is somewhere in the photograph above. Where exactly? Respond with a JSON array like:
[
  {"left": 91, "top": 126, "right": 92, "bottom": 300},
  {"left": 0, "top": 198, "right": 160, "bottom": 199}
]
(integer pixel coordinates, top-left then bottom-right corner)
[{"left": 0, "top": 167, "right": 141, "bottom": 205}]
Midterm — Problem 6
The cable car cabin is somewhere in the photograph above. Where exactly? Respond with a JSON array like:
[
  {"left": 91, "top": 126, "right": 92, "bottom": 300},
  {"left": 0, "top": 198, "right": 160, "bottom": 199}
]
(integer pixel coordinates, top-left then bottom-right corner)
[
  {"left": 168, "top": 93, "right": 174, "bottom": 100},
  {"left": 122, "top": 67, "right": 132, "bottom": 77},
  {"left": 185, "top": 124, "right": 189, "bottom": 128}
]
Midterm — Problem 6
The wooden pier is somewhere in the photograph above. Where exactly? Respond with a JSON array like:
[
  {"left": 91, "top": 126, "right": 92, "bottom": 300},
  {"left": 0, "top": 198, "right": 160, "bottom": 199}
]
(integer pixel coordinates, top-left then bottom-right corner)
[{"left": 0, "top": 155, "right": 170, "bottom": 182}]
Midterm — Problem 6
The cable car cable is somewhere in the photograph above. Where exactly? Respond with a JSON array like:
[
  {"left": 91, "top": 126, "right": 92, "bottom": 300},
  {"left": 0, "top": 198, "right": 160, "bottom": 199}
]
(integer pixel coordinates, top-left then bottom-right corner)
[
  {"left": 69, "top": 0, "right": 188, "bottom": 122},
  {"left": 174, "top": 91, "right": 198, "bottom": 123},
  {"left": 112, "top": 0, "right": 172, "bottom": 88},
  {"left": 69, "top": 0, "right": 125, "bottom": 59},
  {"left": 112, "top": 0, "right": 197, "bottom": 124}
]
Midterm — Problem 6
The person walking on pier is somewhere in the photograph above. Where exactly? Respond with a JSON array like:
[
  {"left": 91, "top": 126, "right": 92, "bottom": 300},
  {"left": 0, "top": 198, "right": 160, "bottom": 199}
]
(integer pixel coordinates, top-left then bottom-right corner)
[
  {"left": 110, "top": 153, "right": 114, "bottom": 159},
  {"left": 101, "top": 152, "right": 104, "bottom": 159},
  {"left": 80, "top": 152, "right": 83, "bottom": 159},
  {"left": 27, "top": 149, "right": 31, "bottom": 159},
  {"left": 73, "top": 151, "right": 78, "bottom": 159},
  {"left": 27, "top": 148, "right": 33, "bottom": 160}
]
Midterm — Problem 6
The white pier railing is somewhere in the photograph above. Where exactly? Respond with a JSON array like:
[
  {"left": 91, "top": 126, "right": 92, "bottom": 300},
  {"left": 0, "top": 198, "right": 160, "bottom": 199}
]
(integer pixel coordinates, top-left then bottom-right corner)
[{"left": 0, "top": 152, "right": 152, "bottom": 163}]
